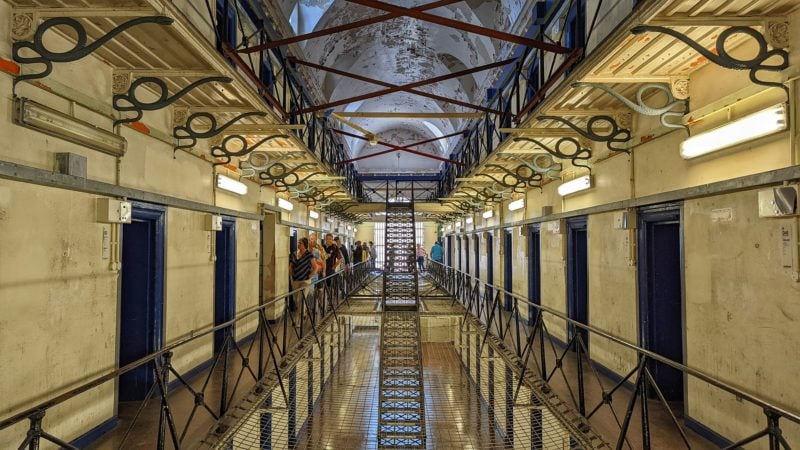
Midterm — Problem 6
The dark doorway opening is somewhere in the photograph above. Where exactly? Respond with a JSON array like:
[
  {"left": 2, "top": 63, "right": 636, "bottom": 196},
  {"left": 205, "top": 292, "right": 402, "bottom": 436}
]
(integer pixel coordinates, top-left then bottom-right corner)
[
  {"left": 457, "top": 236, "right": 462, "bottom": 271},
  {"left": 638, "top": 205, "right": 684, "bottom": 403},
  {"left": 503, "top": 230, "right": 513, "bottom": 310},
  {"left": 465, "top": 236, "right": 471, "bottom": 277},
  {"left": 119, "top": 202, "right": 165, "bottom": 402},
  {"left": 486, "top": 233, "right": 494, "bottom": 300},
  {"left": 473, "top": 235, "right": 480, "bottom": 279},
  {"left": 567, "top": 217, "right": 588, "bottom": 348},
  {"left": 527, "top": 225, "right": 541, "bottom": 326},
  {"left": 447, "top": 235, "right": 453, "bottom": 267},
  {"left": 214, "top": 217, "right": 237, "bottom": 353}
]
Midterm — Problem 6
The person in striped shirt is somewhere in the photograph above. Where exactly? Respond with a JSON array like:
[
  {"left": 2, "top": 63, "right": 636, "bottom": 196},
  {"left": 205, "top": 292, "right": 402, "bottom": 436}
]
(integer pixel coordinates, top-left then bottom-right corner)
[{"left": 289, "top": 237, "right": 315, "bottom": 311}]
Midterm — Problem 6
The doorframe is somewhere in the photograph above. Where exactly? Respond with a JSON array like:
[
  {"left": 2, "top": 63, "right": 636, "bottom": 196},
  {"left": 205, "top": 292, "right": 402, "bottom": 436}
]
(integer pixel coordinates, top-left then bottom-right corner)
[
  {"left": 566, "top": 216, "right": 588, "bottom": 347},
  {"left": 447, "top": 235, "right": 453, "bottom": 267},
  {"left": 473, "top": 234, "right": 480, "bottom": 280},
  {"left": 527, "top": 224, "right": 541, "bottom": 326},
  {"left": 503, "top": 229, "right": 513, "bottom": 310},
  {"left": 486, "top": 232, "right": 494, "bottom": 301},
  {"left": 214, "top": 216, "right": 237, "bottom": 352},
  {"left": 636, "top": 203, "right": 686, "bottom": 404},
  {"left": 116, "top": 201, "right": 166, "bottom": 402}
]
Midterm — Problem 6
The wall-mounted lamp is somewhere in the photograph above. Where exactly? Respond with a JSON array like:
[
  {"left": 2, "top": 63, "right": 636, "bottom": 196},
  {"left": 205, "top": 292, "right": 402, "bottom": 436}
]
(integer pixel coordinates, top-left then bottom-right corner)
[
  {"left": 354, "top": 227, "right": 358, "bottom": 233},
  {"left": 482, "top": 209, "right": 494, "bottom": 219},
  {"left": 680, "top": 103, "right": 787, "bottom": 159},
  {"left": 558, "top": 175, "right": 592, "bottom": 196},
  {"left": 278, "top": 198, "right": 294, "bottom": 211},
  {"left": 14, "top": 97, "right": 127, "bottom": 157},
  {"left": 309, "top": 210, "right": 319, "bottom": 219},
  {"left": 466, "top": 217, "right": 473, "bottom": 224},
  {"left": 217, "top": 174, "right": 248, "bottom": 195},
  {"left": 446, "top": 224, "right": 453, "bottom": 231},
  {"left": 508, "top": 198, "right": 525, "bottom": 211},
  {"left": 347, "top": 225, "right": 353, "bottom": 231}
]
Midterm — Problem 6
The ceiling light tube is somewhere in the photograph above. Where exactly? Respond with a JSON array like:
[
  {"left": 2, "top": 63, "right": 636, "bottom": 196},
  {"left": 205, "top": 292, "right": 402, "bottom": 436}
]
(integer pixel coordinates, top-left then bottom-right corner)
[
  {"left": 14, "top": 97, "right": 127, "bottom": 157},
  {"left": 309, "top": 210, "right": 319, "bottom": 219},
  {"left": 508, "top": 199, "right": 525, "bottom": 211},
  {"left": 558, "top": 175, "right": 592, "bottom": 196},
  {"left": 680, "top": 103, "right": 787, "bottom": 159},
  {"left": 482, "top": 209, "right": 494, "bottom": 219},
  {"left": 278, "top": 198, "right": 294, "bottom": 211},
  {"left": 216, "top": 174, "right": 248, "bottom": 195},
  {"left": 466, "top": 217, "right": 473, "bottom": 224}
]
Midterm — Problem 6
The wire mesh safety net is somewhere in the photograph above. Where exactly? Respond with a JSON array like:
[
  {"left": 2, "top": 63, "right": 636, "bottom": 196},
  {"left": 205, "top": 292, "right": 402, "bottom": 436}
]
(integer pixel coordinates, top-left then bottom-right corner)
[{"left": 213, "top": 320, "right": 599, "bottom": 449}]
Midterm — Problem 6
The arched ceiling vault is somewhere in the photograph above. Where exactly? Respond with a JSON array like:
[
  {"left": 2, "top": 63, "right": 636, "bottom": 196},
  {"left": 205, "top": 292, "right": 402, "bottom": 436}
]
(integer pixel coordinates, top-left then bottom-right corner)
[{"left": 281, "top": 0, "right": 530, "bottom": 174}]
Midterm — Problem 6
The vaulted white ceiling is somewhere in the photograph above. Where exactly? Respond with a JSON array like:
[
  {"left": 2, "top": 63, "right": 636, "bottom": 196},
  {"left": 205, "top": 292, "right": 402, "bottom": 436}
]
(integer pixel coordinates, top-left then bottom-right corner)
[{"left": 277, "top": 0, "right": 530, "bottom": 174}]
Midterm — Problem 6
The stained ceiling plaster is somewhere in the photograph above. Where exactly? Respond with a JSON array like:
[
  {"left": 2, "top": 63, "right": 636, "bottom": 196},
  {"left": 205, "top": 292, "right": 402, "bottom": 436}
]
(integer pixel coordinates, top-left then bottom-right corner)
[{"left": 274, "top": 0, "right": 529, "bottom": 174}]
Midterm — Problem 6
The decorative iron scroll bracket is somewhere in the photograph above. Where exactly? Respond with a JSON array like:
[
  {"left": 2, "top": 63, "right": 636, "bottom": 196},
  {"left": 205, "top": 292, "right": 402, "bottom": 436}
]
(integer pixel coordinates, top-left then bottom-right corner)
[
  {"left": 572, "top": 82, "right": 688, "bottom": 130},
  {"left": 115, "top": 77, "right": 233, "bottom": 126},
  {"left": 173, "top": 111, "right": 266, "bottom": 151},
  {"left": 211, "top": 134, "right": 288, "bottom": 166},
  {"left": 511, "top": 154, "right": 562, "bottom": 179},
  {"left": 631, "top": 25, "right": 789, "bottom": 91},
  {"left": 12, "top": 16, "right": 173, "bottom": 87},
  {"left": 537, "top": 115, "right": 631, "bottom": 153},
  {"left": 513, "top": 137, "right": 594, "bottom": 172},
  {"left": 484, "top": 164, "right": 543, "bottom": 190}
]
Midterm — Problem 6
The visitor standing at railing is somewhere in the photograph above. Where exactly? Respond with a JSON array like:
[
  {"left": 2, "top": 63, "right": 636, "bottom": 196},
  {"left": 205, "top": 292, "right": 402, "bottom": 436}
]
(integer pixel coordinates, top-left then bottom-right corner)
[
  {"left": 430, "top": 240, "right": 443, "bottom": 264},
  {"left": 369, "top": 241, "right": 377, "bottom": 270},
  {"left": 288, "top": 237, "right": 314, "bottom": 311},
  {"left": 353, "top": 240, "right": 362, "bottom": 264},
  {"left": 416, "top": 244, "right": 427, "bottom": 271},
  {"left": 323, "top": 233, "right": 341, "bottom": 286},
  {"left": 335, "top": 236, "right": 349, "bottom": 270}
]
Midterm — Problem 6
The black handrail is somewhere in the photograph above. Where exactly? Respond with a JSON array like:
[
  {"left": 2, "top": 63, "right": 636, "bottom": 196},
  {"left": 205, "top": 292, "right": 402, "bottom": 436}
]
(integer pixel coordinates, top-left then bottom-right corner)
[
  {"left": 0, "top": 261, "right": 374, "bottom": 432},
  {"left": 426, "top": 259, "right": 800, "bottom": 432}
]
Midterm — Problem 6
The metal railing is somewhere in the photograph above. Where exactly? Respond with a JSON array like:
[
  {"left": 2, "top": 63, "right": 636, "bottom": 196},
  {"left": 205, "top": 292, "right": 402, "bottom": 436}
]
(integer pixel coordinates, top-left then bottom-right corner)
[
  {"left": 425, "top": 260, "right": 799, "bottom": 450},
  {"left": 0, "top": 262, "right": 376, "bottom": 449}
]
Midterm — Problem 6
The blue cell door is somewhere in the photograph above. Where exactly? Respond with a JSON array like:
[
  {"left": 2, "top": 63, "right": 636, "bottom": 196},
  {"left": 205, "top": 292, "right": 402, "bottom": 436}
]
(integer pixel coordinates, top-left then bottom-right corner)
[
  {"left": 214, "top": 217, "right": 237, "bottom": 353},
  {"left": 447, "top": 235, "right": 453, "bottom": 266},
  {"left": 474, "top": 235, "right": 480, "bottom": 279},
  {"left": 638, "top": 206, "right": 684, "bottom": 402},
  {"left": 119, "top": 202, "right": 165, "bottom": 402},
  {"left": 486, "top": 233, "right": 494, "bottom": 300},
  {"left": 567, "top": 217, "right": 588, "bottom": 349},
  {"left": 503, "top": 230, "right": 513, "bottom": 310},
  {"left": 527, "top": 225, "right": 541, "bottom": 325}
]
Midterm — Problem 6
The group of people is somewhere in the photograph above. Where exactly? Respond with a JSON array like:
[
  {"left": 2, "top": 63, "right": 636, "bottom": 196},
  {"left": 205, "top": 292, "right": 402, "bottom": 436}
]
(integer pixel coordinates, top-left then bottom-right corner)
[
  {"left": 416, "top": 240, "right": 444, "bottom": 271},
  {"left": 287, "top": 233, "right": 377, "bottom": 311}
]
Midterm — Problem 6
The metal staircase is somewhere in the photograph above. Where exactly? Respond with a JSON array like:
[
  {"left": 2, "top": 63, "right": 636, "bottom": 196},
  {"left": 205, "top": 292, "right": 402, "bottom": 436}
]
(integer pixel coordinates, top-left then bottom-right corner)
[{"left": 378, "top": 196, "right": 426, "bottom": 448}]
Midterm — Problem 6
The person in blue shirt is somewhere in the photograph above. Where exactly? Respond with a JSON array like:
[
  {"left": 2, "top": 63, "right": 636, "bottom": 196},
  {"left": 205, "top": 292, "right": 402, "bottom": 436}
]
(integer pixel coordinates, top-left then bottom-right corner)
[{"left": 430, "top": 240, "right": 444, "bottom": 265}]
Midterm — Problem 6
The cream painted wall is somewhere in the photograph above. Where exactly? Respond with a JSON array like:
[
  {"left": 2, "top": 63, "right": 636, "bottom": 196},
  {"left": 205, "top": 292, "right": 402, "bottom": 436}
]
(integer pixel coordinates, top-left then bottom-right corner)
[
  {"left": 684, "top": 190, "right": 800, "bottom": 444},
  {"left": 164, "top": 208, "right": 214, "bottom": 375},
  {"left": 0, "top": 180, "right": 117, "bottom": 447},
  {"left": 235, "top": 218, "right": 261, "bottom": 339},
  {"left": 586, "top": 213, "right": 638, "bottom": 375}
]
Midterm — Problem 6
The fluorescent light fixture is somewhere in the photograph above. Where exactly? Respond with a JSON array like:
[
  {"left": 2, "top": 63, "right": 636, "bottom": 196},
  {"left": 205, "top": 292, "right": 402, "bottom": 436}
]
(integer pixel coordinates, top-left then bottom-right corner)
[
  {"left": 482, "top": 209, "right": 494, "bottom": 219},
  {"left": 354, "top": 227, "right": 358, "bottom": 233},
  {"left": 309, "top": 210, "right": 319, "bottom": 219},
  {"left": 466, "top": 217, "right": 473, "bottom": 224},
  {"left": 327, "top": 217, "right": 334, "bottom": 223},
  {"left": 446, "top": 224, "right": 453, "bottom": 231},
  {"left": 558, "top": 175, "right": 592, "bottom": 196},
  {"left": 347, "top": 225, "right": 353, "bottom": 230},
  {"left": 508, "top": 199, "right": 525, "bottom": 211},
  {"left": 278, "top": 198, "right": 294, "bottom": 211},
  {"left": 680, "top": 103, "right": 787, "bottom": 159},
  {"left": 216, "top": 174, "right": 248, "bottom": 195},
  {"left": 14, "top": 97, "right": 127, "bottom": 157}
]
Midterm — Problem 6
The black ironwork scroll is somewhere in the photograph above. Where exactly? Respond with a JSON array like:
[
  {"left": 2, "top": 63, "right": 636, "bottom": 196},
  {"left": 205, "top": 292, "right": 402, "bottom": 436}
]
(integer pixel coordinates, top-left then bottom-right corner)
[
  {"left": 631, "top": 25, "right": 789, "bottom": 90},
  {"left": 12, "top": 16, "right": 172, "bottom": 86},
  {"left": 538, "top": 115, "right": 631, "bottom": 153},
  {"left": 173, "top": 111, "right": 266, "bottom": 150},
  {"left": 210, "top": 134, "right": 288, "bottom": 166},
  {"left": 513, "top": 137, "right": 593, "bottom": 171},
  {"left": 114, "top": 77, "right": 233, "bottom": 126}
]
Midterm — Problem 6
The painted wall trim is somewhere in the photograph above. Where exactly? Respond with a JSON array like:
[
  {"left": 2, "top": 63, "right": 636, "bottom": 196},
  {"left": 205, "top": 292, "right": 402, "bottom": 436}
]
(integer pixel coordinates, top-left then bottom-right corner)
[
  {"left": 0, "top": 159, "right": 263, "bottom": 221},
  {"left": 447, "top": 165, "right": 800, "bottom": 236},
  {"left": 684, "top": 416, "right": 735, "bottom": 448},
  {"left": 69, "top": 417, "right": 118, "bottom": 448}
]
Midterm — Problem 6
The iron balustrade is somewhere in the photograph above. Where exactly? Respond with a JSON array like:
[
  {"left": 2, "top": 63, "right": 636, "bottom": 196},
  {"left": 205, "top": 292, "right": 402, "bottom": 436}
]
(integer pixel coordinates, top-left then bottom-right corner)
[
  {"left": 434, "top": 0, "right": 638, "bottom": 201},
  {"left": 425, "top": 259, "right": 799, "bottom": 450},
  {"left": 0, "top": 262, "right": 376, "bottom": 450}
]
